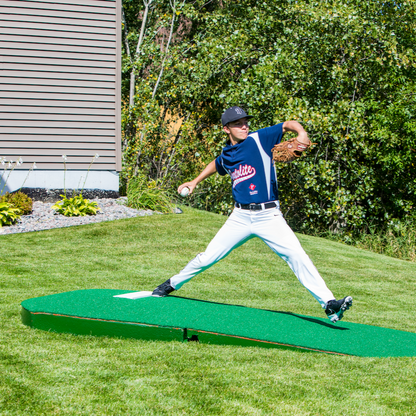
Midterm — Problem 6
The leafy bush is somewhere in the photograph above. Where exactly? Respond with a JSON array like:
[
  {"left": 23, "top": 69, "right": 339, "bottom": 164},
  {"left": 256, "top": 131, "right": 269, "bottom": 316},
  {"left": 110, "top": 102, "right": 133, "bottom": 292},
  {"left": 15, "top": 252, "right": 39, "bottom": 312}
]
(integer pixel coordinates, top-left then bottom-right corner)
[
  {"left": 121, "top": 0, "right": 416, "bottom": 234},
  {"left": 0, "top": 202, "right": 21, "bottom": 226},
  {"left": 127, "top": 175, "right": 174, "bottom": 214},
  {"left": 0, "top": 191, "right": 33, "bottom": 215},
  {"left": 51, "top": 154, "right": 101, "bottom": 217},
  {"left": 357, "top": 220, "right": 416, "bottom": 262},
  {"left": 52, "top": 195, "right": 100, "bottom": 217},
  {"left": 181, "top": 174, "right": 234, "bottom": 215},
  {"left": 316, "top": 217, "right": 416, "bottom": 262}
]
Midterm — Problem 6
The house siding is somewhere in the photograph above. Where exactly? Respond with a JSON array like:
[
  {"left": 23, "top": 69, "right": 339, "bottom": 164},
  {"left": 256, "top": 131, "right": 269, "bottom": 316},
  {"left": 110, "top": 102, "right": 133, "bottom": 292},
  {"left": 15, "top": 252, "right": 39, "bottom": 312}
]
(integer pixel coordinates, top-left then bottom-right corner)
[{"left": 0, "top": 0, "right": 122, "bottom": 172}]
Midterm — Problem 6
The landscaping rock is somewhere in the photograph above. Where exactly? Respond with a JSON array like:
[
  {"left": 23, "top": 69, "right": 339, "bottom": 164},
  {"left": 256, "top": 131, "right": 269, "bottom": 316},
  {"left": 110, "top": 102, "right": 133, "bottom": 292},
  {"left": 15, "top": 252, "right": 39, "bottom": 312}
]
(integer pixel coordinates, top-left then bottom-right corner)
[{"left": 0, "top": 198, "right": 159, "bottom": 235}]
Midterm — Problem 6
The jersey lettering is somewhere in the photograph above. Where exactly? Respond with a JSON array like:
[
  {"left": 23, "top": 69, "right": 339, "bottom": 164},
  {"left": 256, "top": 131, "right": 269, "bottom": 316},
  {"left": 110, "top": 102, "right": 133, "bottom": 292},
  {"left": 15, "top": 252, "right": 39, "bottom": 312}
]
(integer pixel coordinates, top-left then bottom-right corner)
[{"left": 230, "top": 164, "right": 256, "bottom": 188}]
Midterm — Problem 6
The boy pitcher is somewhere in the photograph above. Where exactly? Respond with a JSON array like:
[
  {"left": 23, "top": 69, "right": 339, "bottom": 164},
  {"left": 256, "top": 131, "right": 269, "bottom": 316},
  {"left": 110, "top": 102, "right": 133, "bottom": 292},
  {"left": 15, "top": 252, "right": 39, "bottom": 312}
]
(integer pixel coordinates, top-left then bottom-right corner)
[{"left": 152, "top": 106, "right": 352, "bottom": 323}]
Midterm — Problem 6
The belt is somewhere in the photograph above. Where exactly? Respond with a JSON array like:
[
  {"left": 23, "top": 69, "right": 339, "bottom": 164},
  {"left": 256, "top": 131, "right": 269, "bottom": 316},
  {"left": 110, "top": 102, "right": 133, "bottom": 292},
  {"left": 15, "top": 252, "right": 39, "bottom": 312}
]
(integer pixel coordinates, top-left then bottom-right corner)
[{"left": 235, "top": 201, "right": 279, "bottom": 211}]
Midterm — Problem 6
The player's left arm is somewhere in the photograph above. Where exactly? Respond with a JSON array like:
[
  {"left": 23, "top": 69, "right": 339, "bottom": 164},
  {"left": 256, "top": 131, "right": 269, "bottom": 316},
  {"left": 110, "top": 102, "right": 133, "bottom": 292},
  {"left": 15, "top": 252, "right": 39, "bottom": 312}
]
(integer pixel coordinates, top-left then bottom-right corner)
[{"left": 282, "top": 121, "right": 310, "bottom": 151}]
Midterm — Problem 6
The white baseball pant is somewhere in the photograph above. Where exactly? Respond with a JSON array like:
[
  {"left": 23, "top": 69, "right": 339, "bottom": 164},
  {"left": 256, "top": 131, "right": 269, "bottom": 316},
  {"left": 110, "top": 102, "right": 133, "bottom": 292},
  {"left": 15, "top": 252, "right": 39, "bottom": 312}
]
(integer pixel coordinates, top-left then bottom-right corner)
[{"left": 170, "top": 205, "right": 335, "bottom": 307}]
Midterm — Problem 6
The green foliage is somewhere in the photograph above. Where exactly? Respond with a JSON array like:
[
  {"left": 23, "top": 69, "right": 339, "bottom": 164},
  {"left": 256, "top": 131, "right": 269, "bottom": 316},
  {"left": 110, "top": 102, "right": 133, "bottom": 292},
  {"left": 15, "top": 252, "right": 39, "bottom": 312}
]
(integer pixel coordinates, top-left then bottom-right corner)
[
  {"left": 0, "top": 202, "right": 20, "bottom": 226},
  {"left": 127, "top": 174, "right": 174, "bottom": 213},
  {"left": 51, "top": 154, "right": 101, "bottom": 217},
  {"left": 0, "top": 191, "right": 33, "bottom": 215},
  {"left": 181, "top": 174, "right": 234, "bottom": 215},
  {"left": 122, "top": 0, "right": 416, "bottom": 233},
  {"left": 52, "top": 195, "right": 100, "bottom": 217},
  {"left": 319, "top": 217, "right": 416, "bottom": 262}
]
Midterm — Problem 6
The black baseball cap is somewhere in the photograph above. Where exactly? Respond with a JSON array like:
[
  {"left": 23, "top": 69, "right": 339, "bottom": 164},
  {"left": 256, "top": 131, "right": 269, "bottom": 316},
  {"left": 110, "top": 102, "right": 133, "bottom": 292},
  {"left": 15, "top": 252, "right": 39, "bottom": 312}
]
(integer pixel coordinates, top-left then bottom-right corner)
[{"left": 221, "top": 106, "right": 253, "bottom": 126}]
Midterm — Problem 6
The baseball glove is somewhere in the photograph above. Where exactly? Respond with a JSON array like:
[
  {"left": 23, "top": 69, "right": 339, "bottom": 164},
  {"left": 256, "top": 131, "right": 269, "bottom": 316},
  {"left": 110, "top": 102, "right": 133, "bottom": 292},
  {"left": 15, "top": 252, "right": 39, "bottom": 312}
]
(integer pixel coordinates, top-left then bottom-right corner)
[{"left": 272, "top": 138, "right": 313, "bottom": 163}]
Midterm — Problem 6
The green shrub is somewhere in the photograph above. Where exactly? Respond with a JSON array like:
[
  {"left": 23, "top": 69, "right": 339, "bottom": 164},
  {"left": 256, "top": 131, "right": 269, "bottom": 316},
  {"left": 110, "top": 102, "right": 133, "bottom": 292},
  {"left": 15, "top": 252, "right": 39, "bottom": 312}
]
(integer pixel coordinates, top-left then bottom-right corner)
[
  {"left": 121, "top": 0, "right": 416, "bottom": 234},
  {"left": 0, "top": 191, "right": 33, "bottom": 215},
  {"left": 127, "top": 175, "right": 174, "bottom": 214},
  {"left": 316, "top": 218, "right": 416, "bottom": 262},
  {"left": 182, "top": 174, "right": 234, "bottom": 216},
  {"left": 355, "top": 219, "right": 416, "bottom": 262},
  {"left": 0, "top": 202, "right": 21, "bottom": 226},
  {"left": 52, "top": 195, "right": 100, "bottom": 217}
]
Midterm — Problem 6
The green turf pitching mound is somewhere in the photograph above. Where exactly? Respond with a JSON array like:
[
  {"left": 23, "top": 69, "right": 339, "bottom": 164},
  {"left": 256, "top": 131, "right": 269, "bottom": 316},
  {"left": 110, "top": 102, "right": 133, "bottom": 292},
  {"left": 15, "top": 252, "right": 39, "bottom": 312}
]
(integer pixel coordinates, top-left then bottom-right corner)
[{"left": 21, "top": 289, "right": 416, "bottom": 357}]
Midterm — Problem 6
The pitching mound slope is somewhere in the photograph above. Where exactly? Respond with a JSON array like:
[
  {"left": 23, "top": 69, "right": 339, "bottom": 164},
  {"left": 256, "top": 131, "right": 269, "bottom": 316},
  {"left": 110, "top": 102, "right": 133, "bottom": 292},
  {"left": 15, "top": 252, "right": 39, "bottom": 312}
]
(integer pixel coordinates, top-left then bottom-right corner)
[{"left": 21, "top": 289, "right": 416, "bottom": 357}]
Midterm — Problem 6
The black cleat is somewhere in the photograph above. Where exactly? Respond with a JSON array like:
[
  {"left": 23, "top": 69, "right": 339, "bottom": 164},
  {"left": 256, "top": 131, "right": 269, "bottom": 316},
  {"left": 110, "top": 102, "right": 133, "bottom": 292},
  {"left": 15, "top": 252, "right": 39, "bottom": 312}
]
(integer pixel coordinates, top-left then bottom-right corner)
[
  {"left": 152, "top": 279, "right": 175, "bottom": 297},
  {"left": 325, "top": 296, "right": 353, "bottom": 323}
]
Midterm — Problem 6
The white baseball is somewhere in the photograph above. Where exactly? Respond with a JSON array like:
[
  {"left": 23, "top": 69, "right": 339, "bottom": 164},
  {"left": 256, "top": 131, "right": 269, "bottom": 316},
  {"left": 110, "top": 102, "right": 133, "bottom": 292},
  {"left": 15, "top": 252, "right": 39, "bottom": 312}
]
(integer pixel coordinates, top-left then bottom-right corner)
[{"left": 180, "top": 187, "right": 190, "bottom": 197}]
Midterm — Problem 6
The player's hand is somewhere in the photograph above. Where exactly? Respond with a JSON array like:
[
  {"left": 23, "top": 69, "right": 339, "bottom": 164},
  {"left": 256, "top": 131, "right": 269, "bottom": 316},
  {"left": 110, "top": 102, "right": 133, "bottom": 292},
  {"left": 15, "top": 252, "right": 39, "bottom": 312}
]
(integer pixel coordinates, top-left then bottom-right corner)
[
  {"left": 178, "top": 181, "right": 197, "bottom": 195},
  {"left": 295, "top": 133, "right": 310, "bottom": 152}
]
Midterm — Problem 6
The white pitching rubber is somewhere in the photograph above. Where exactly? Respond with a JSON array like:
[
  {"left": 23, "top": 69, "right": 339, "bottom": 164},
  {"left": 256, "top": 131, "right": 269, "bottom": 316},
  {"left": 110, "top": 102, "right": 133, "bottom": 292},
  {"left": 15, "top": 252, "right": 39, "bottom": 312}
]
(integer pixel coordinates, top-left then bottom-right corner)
[{"left": 114, "top": 291, "right": 153, "bottom": 299}]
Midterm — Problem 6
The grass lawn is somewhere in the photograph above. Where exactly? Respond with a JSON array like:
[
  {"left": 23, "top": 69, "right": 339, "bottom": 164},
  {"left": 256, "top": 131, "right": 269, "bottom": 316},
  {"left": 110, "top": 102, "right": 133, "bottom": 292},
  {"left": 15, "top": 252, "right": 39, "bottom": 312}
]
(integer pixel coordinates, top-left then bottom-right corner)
[{"left": 1, "top": 207, "right": 416, "bottom": 415}]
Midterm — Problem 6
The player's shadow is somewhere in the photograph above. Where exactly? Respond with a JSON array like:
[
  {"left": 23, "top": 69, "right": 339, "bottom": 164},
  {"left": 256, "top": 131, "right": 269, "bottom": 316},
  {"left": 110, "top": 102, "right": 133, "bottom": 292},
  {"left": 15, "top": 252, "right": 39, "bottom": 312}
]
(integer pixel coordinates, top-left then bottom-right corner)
[
  {"left": 170, "top": 295, "right": 349, "bottom": 331},
  {"left": 276, "top": 311, "right": 349, "bottom": 330}
]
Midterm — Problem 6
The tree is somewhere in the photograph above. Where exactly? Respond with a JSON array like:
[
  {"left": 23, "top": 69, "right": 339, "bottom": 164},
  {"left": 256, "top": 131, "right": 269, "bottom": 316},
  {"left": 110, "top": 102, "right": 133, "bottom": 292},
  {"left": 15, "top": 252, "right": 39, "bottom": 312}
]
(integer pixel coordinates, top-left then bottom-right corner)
[{"left": 121, "top": 0, "right": 416, "bottom": 231}]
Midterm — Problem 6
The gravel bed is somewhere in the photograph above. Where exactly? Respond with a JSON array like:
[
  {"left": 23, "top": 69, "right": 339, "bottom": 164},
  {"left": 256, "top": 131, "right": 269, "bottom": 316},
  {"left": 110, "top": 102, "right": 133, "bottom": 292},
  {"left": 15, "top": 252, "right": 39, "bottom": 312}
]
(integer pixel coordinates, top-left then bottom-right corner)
[{"left": 0, "top": 198, "right": 164, "bottom": 235}]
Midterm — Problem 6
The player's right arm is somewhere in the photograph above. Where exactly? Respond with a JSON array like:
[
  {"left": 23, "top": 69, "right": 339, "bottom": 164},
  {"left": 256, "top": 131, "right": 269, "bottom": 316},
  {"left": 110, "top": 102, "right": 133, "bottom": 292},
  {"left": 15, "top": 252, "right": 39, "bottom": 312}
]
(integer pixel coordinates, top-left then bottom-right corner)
[
  {"left": 282, "top": 120, "right": 310, "bottom": 150},
  {"left": 178, "top": 159, "right": 217, "bottom": 195}
]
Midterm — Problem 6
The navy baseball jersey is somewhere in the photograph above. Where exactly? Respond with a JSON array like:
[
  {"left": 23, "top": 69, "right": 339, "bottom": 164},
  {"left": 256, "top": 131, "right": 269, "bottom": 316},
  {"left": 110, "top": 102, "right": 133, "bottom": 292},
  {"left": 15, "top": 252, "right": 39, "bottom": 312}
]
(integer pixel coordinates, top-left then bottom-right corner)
[{"left": 215, "top": 123, "right": 284, "bottom": 204}]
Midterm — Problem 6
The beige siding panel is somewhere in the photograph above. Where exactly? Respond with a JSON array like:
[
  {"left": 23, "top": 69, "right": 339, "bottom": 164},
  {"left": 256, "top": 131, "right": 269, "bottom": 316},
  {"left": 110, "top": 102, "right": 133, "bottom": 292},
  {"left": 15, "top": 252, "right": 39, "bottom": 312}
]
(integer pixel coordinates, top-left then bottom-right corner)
[
  {"left": 1, "top": 41, "right": 116, "bottom": 56},
  {"left": 1, "top": 84, "right": 115, "bottom": 96},
  {"left": 3, "top": 148, "right": 115, "bottom": 157},
  {"left": 5, "top": 0, "right": 117, "bottom": 8},
  {"left": 4, "top": 6, "right": 115, "bottom": 21},
  {"left": 1, "top": 70, "right": 115, "bottom": 82},
  {"left": 0, "top": 20, "right": 115, "bottom": 35},
  {"left": 0, "top": 127, "right": 115, "bottom": 135},
  {"left": 3, "top": 149, "right": 115, "bottom": 158},
  {"left": 1, "top": 49, "right": 115, "bottom": 63},
  {"left": 1, "top": 63, "right": 116, "bottom": 75},
  {"left": 1, "top": 12, "right": 115, "bottom": 29},
  {"left": 4, "top": 1, "right": 115, "bottom": 15},
  {"left": 0, "top": 162, "right": 117, "bottom": 170},
  {"left": 0, "top": 27, "right": 117, "bottom": 42},
  {"left": 0, "top": 0, "right": 121, "bottom": 172},
  {"left": 0, "top": 112, "right": 115, "bottom": 121},
  {"left": 1, "top": 56, "right": 115, "bottom": 69},
  {"left": 8, "top": 163, "right": 117, "bottom": 170},
  {"left": 0, "top": 106, "right": 115, "bottom": 115},
  {"left": 2, "top": 141, "right": 116, "bottom": 150},
  {"left": 0, "top": 99, "right": 116, "bottom": 108},
  {"left": 0, "top": 135, "right": 116, "bottom": 143},
  {"left": 0, "top": 120, "right": 115, "bottom": 129},
  {"left": 1, "top": 92, "right": 114, "bottom": 101},
  {"left": 2, "top": 156, "right": 115, "bottom": 164},
  {"left": 1, "top": 77, "right": 115, "bottom": 89},
  {"left": 4, "top": 36, "right": 115, "bottom": 49},
  {"left": 8, "top": 157, "right": 115, "bottom": 165}
]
